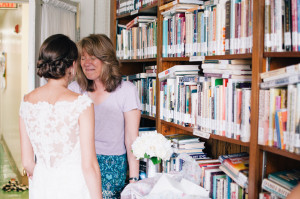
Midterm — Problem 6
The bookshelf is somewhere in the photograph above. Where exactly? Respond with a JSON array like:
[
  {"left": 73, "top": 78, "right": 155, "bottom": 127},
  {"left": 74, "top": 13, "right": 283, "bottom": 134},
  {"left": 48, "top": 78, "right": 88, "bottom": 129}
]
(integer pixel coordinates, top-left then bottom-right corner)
[{"left": 110, "top": 1, "right": 300, "bottom": 198}]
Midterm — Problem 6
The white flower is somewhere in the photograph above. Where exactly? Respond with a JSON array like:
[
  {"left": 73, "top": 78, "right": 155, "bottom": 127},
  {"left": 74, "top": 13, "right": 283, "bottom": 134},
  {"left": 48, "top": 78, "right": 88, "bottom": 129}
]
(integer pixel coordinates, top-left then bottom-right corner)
[{"left": 132, "top": 131, "right": 173, "bottom": 161}]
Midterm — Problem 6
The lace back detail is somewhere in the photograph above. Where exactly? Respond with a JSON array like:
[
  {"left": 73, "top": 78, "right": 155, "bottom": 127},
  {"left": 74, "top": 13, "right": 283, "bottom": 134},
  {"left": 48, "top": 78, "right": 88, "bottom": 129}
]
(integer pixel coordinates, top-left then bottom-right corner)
[{"left": 19, "top": 95, "right": 92, "bottom": 167}]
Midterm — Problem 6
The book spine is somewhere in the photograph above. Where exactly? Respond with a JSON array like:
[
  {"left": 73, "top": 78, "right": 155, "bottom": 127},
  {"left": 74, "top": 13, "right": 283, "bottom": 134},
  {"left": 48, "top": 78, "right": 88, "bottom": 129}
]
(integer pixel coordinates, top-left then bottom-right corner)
[{"left": 261, "top": 178, "right": 291, "bottom": 198}]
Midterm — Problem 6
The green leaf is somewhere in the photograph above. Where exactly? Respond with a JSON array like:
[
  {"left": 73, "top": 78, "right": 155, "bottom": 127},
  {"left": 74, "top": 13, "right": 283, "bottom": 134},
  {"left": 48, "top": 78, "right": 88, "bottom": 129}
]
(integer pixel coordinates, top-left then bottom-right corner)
[
  {"left": 144, "top": 153, "right": 150, "bottom": 159},
  {"left": 150, "top": 157, "right": 161, "bottom": 165}
]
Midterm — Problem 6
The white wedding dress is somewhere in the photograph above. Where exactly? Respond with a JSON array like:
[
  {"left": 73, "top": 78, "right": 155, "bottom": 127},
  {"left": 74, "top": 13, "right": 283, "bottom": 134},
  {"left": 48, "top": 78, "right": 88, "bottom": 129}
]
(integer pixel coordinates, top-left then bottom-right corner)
[{"left": 19, "top": 95, "right": 93, "bottom": 199}]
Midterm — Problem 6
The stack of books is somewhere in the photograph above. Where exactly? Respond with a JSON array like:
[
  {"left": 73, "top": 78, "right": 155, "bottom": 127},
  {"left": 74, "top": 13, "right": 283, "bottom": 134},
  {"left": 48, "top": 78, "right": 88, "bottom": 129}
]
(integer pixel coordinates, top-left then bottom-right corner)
[
  {"left": 164, "top": 134, "right": 207, "bottom": 172},
  {"left": 261, "top": 169, "right": 300, "bottom": 199},
  {"left": 218, "top": 152, "right": 249, "bottom": 189},
  {"left": 260, "top": 63, "right": 300, "bottom": 89}
]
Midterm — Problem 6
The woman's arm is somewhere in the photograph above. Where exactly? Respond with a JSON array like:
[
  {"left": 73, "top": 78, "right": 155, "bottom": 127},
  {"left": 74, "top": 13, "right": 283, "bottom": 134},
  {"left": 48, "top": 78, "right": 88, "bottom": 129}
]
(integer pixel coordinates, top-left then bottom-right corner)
[
  {"left": 286, "top": 183, "right": 300, "bottom": 199},
  {"left": 79, "top": 104, "right": 102, "bottom": 199},
  {"left": 19, "top": 117, "right": 35, "bottom": 178},
  {"left": 124, "top": 109, "right": 141, "bottom": 183}
]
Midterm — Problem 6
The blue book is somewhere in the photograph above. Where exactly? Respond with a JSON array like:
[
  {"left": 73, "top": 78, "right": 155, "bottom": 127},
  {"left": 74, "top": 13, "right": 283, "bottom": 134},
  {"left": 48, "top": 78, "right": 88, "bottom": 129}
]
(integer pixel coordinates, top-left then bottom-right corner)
[
  {"left": 268, "top": 169, "right": 300, "bottom": 190},
  {"left": 226, "top": 176, "right": 233, "bottom": 199},
  {"left": 218, "top": 152, "right": 249, "bottom": 163}
]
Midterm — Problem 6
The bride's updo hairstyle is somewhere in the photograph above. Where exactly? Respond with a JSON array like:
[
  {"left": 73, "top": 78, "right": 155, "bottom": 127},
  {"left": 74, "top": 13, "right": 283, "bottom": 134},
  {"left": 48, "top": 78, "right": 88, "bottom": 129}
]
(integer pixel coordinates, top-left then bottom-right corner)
[{"left": 37, "top": 34, "right": 78, "bottom": 79}]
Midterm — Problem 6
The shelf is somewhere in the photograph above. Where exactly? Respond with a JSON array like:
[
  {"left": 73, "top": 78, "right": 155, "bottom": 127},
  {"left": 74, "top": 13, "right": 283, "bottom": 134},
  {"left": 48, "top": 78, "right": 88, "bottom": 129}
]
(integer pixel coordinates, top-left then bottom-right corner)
[
  {"left": 160, "top": 120, "right": 250, "bottom": 147},
  {"left": 116, "top": 3, "right": 158, "bottom": 20},
  {"left": 161, "top": 54, "right": 252, "bottom": 62},
  {"left": 161, "top": 120, "right": 193, "bottom": 132},
  {"left": 260, "top": 145, "right": 300, "bottom": 161},
  {"left": 141, "top": 114, "right": 156, "bottom": 121},
  {"left": 120, "top": 58, "right": 157, "bottom": 63},
  {"left": 209, "top": 134, "right": 250, "bottom": 147},
  {"left": 264, "top": 52, "right": 300, "bottom": 58}
]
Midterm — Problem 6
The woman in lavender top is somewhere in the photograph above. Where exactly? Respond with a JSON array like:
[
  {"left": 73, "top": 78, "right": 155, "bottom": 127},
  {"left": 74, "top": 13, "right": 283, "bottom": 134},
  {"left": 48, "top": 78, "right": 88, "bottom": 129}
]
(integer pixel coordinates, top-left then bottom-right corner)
[{"left": 69, "top": 34, "right": 141, "bottom": 199}]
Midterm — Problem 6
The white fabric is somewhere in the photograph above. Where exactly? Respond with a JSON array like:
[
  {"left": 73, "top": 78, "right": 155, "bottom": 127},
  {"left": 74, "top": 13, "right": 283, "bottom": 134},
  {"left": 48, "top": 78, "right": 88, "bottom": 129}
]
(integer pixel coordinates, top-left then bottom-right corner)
[
  {"left": 19, "top": 95, "right": 92, "bottom": 199},
  {"left": 40, "top": 0, "right": 76, "bottom": 86}
]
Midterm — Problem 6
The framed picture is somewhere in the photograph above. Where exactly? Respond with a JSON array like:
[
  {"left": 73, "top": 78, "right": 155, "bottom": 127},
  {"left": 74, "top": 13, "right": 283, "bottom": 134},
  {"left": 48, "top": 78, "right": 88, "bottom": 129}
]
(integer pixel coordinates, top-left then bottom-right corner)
[{"left": 0, "top": 52, "right": 6, "bottom": 89}]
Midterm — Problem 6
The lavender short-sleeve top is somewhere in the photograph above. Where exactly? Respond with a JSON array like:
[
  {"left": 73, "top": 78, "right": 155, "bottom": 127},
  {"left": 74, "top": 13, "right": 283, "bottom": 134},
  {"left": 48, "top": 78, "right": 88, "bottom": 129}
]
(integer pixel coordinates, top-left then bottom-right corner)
[{"left": 68, "top": 81, "right": 142, "bottom": 155}]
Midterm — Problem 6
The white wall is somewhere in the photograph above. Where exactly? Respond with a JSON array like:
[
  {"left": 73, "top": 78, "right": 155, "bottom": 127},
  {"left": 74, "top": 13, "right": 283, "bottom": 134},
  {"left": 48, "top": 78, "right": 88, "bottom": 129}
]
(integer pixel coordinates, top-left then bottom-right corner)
[
  {"left": 72, "top": 0, "right": 110, "bottom": 38},
  {"left": 0, "top": 3, "right": 29, "bottom": 174}
]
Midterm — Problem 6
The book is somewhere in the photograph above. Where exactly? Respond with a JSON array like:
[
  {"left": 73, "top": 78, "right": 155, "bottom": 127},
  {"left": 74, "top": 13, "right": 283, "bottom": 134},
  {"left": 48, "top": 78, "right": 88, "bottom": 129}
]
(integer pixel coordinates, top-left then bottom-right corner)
[
  {"left": 165, "top": 134, "right": 200, "bottom": 144},
  {"left": 261, "top": 178, "right": 291, "bottom": 198},
  {"left": 201, "top": 63, "right": 251, "bottom": 70},
  {"left": 212, "top": 173, "right": 226, "bottom": 198},
  {"left": 173, "top": 147, "right": 204, "bottom": 153},
  {"left": 218, "top": 152, "right": 249, "bottom": 163},
  {"left": 222, "top": 156, "right": 249, "bottom": 176},
  {"left": 260, "top": 64, "right": 300, "bottom": 79},
  {"left": 173, "top": 141, "right": 205, "bottom": 149},
  {"left": 158, "top": 65, "right": 200, "bottom": 80},
  {"left": 268, "top": 169, "right": 300, "bottom": 190},
  {"left": 260, "top": 74, "right": 300, "bottom": 89},
  {"left": 219, "top": 165, "right": 248, "bottom": 188}
]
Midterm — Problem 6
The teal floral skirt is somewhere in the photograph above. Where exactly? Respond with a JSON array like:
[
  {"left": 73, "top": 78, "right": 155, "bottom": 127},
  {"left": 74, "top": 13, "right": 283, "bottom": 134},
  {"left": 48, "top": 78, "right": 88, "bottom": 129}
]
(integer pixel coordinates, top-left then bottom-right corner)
[{"left": 96, "top": 154, "right": 127, "bottom": 199}]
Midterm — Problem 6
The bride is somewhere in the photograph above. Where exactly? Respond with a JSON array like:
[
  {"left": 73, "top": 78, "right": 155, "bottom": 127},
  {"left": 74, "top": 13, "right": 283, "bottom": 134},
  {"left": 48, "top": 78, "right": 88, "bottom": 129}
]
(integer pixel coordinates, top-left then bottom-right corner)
[{"left": 19, "top": 34, "right": 102, "bottom": 199}]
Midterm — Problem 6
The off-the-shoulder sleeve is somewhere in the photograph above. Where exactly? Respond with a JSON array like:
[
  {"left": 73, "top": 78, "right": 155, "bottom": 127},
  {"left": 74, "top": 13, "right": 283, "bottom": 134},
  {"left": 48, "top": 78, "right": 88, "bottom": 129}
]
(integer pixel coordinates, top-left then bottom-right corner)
[
  {"left": 68, "top": 81, "right": 83, "bottom": 94},
  {"left": 121, "top": 81, "right": 142, "bottom": 112},
  {"left": 75, "top": 95, "right": 93, "bottom": 115}
]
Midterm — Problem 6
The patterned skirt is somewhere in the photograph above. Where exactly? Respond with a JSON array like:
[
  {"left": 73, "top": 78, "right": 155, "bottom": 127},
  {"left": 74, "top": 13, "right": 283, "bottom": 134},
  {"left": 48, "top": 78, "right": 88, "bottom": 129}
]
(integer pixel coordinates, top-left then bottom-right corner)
[{"left": 96, "top": 154, "right": 127, "bottom": 199}]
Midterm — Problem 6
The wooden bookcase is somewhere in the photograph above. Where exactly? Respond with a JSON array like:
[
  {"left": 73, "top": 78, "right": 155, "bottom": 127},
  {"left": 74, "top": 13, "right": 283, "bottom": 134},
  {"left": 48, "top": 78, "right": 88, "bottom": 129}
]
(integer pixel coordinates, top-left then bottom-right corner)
[{"left": 110, "top": 1, "right": 300, "bottom": 198}]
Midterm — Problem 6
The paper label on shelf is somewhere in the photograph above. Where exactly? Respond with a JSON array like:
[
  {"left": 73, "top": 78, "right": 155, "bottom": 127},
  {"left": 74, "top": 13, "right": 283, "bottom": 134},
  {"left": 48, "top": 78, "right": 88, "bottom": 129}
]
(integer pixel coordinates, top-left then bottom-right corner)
[
  {"left": 197, "top": 43, "right": 201, "bottom": 54},
  {"left": 193, "top": 129, "right": 210, "bottom": 139},
  {"left": 191, "top": 117, "right": 196, "bottom": 125},
  {"left": 286, "top": 65, "right": 296, "bottom": 74},
  {"left": 258, "top": 127, "right": 264, "bottom": 145},
  {"left": 197, "top": 116, "right": 200, "bottom": 127},
  {"left": 222, "top": 74, "right": 230, "bottom": 79},
  {"left": 283, "top": 131, "right": 288, "bottom": 148},
  {"left": 189, "top": 56, "right": 205, "bottom": 62},
  {"left": 131, "top": 10, "right": 138, "bottom": 15},
  {"left": 284, "top": 33, "right": 292, "bottom": 46},
  {"left": 235, "top": 124, "right": 241, "bottom": 135},
  {"left": 211, "top": 119, "right": 216, "bottom": 131},
  {"left": 170, "top": 110, "right": 174, "bottom": 119},
  {"left": 199, "top": 76, "right": 206, "bottom": 82},
  {"left": 289, "top": 75, "right": 298, "bottom": 84},
  {"left": 225, "top": 39, "right": 229, "bottom": 50},
  {"left": 294, "top": 134, "right": 300, "bottom": 147}
]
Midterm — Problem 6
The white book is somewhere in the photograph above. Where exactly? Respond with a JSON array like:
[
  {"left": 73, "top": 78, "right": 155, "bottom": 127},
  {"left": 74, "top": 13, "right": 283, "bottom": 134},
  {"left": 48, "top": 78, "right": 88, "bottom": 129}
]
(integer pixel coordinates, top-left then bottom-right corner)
[
  {"left": 201, "top": 63, "right": 251, "bottom": 70},
  {"left": 203, "top": 69, "right": 252, "bottom": 75},
  {"left": 158, "top": 65, "right": 199, "bottom": 80}
]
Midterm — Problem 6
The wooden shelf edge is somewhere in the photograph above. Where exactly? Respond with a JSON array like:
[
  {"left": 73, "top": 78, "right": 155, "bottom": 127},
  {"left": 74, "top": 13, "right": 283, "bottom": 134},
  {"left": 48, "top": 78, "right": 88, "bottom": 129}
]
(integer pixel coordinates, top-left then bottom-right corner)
[
  {"left": 264, "top": 52, "right": 300, "bottom": 58},
  {"left": 141, "top": 114, "right": 156, "bottom": 121},
  {"left": 160, "top": 120, "right": 193, "bottom": 132},
  {"left": 259, "top": 145, "right": 300, "bottom": 161},
  {"left": 160, "top": 120, "right": 250, "bottom": 146},
  {"left": 209, "top": 134, "right": 250, "bottom": 147},
  {"left": 120, "top": 58, "right": 157, "bottom": 63},
  {"left": 161, "top": 54, "right": 252, "bottom": 62},
  {"left": 116, "top": 3, "right": 158, "bottom": 19}
]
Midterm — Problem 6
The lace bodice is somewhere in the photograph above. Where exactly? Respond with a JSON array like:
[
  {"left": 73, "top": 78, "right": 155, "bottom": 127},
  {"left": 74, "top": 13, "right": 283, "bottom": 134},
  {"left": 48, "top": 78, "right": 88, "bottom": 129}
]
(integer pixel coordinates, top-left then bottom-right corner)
[{"left": 19, "top": 95, "right": 92, "bottom": 168}]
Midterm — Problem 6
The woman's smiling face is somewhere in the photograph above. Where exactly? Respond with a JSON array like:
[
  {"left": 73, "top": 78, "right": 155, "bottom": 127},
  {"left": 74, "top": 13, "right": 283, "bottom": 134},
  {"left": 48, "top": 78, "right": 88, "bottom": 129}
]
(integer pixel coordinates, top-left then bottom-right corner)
[{"left": 80, "top": 50, "right": 103, "bottom": 81}]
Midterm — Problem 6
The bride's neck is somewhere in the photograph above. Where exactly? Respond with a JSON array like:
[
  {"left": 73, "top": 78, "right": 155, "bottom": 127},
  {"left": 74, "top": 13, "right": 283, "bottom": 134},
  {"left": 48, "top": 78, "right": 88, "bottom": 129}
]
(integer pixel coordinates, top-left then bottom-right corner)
[{"left": 46, "top": 78, "right": 68, "bottom": 88}]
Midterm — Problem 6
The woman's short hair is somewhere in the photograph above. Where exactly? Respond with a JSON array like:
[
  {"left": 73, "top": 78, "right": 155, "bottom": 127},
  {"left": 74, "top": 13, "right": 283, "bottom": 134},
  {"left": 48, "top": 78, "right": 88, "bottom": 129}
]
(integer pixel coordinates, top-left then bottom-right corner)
[
  {"left": 37, "top": 34, "right": 78, "bottom": 79},
  {"left": 77, "top": 34, "right": 122, "bottom": 92}
]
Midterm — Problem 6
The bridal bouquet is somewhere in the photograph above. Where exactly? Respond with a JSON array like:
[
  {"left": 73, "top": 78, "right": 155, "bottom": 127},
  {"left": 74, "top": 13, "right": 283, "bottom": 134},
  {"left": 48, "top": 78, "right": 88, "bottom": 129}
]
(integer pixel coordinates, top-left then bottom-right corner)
[{"left": 132, "top": 131, "right": 173, "bottom": 165}]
